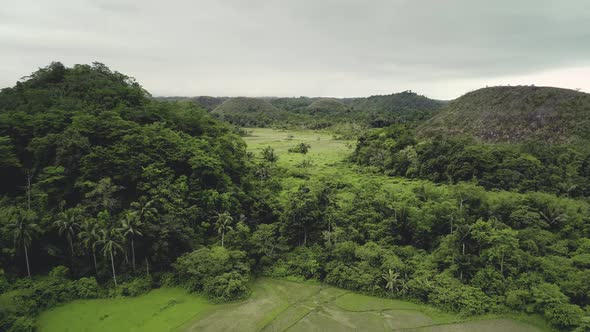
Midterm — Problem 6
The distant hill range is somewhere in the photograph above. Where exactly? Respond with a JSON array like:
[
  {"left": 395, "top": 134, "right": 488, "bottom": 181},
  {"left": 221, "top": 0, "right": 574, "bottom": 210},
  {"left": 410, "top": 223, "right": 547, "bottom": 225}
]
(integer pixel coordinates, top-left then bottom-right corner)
[
  {"left": 419, "top": 86, "right": 590, "bottom": 144},
  {"left": 156, "top": 91, "right": 445, "bottom": 128}
]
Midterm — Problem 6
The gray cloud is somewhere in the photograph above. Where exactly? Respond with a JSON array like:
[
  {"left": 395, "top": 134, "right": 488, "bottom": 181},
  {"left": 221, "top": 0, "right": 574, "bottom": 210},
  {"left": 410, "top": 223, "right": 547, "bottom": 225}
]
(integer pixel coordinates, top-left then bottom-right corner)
[{"left": 1, "top": 0, "right": 589, "bottom": 99}]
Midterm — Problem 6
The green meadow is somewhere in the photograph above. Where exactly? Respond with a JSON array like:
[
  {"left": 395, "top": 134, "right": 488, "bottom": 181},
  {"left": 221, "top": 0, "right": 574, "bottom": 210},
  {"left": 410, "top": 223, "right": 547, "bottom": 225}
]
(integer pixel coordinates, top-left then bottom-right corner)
[{"left": 38, "top": 278, "right": 549, "bottom": 332}]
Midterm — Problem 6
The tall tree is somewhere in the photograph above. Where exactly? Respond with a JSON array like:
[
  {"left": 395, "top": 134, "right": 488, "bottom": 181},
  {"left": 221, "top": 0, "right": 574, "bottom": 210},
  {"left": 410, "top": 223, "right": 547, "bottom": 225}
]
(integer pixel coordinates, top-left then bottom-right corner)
[
  {"left": 120, "top": 212, "right": 143, "bottom": 272},
  {"left": 214, "top": 212, "right": 233, "bottom": 248},
  {"left": 9, "top": 208, "right": 39, "bottom": 277},
  {"left": 79, "top": 218, "right": 102, "bottom": 275},
  {"left": 54, "top": 206, "right": 83, "bottom": 258},
  {"left": 99, "top": 228, "right": 125, "bottom": 287}
]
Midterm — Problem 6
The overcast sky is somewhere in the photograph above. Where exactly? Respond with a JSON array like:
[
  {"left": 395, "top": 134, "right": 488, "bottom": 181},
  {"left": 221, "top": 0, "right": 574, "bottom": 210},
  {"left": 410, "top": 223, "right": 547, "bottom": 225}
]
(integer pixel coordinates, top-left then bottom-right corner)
[{"left": 1, "top": 0, "right": 589, "bottom": 99}]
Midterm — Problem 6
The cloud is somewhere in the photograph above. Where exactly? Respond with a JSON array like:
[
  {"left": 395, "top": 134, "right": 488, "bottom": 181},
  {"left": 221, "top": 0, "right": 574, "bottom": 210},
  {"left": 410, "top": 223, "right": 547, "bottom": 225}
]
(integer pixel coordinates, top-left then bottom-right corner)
[{"left": 1, "top": 0, "right": 589, "bottom": 99}]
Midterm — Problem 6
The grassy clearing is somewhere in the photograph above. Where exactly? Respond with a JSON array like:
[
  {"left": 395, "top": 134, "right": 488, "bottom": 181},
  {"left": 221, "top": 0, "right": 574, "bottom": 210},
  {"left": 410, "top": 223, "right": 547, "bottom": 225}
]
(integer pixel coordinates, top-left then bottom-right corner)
[
  {"left": 182, "top": 278, "right": 547, "bottom": 332},
  {"left": 36, "top": 278, "right": 548, "bottom": 332},
  {"left": 36, "top": 288, "right": 212, "bottom": 332}
]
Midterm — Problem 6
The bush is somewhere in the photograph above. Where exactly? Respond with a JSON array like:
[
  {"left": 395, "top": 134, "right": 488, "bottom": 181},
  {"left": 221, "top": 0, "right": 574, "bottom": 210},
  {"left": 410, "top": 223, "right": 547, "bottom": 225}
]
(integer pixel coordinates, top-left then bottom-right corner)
[
  {"left": 544, "top": 303, "right": 584, "bottom": 329},
  {"left": 174, "top": 246, "right": 251, "bottom": 302},
  {"left": 48, "top": 266, "right": 69, "bottom": 279},
  {"left": 288, "top": 143, "right": 311, "bottom": 154},
  {"left": 428, "top": 274, "right": 493, "bottom": 315},
  {"left": 203, "top": 271, "right": 250, "bottom": 303},
  {"left": 74, "top": 277, "right": 100, "bottom": 299},
  {"left": 505, "top": 289, "right": 532, "bottom": 311},
  {"left": 117, "top": 277, "right": 153, "bottom": 297},
  {"left": 270, "top": 246, "right": 321, "bottom": 279},
  {"left": 157, "top": 272, "right": 177, "bottom": 287},
  {"left": 6, "top": 316, "right": 34, "bottom": 332}
]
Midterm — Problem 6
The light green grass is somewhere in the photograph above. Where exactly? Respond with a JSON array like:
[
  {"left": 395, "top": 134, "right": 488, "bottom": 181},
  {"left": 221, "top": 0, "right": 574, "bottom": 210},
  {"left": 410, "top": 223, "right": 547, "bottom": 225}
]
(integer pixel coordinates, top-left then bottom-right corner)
[
  {"left": 36, "top": 288, "right": 212, "bottom": 332},
  {"left": 37, "top": 279, "right": 549, "bottom": 332},
  {"left": 243, "top": 128, "right": 353, "bottom": 170}
]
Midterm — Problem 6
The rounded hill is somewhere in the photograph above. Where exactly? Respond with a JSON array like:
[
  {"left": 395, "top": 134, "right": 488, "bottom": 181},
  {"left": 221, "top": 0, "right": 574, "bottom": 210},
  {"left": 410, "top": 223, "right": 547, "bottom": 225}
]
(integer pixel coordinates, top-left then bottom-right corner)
[
  {"left": 419, "top": 86, "right": 590, "bottom": 144},
  {"left": 212, "top": 97, "right": 289, "bottom": 127},
  {"left": 305, "top": 98, "right": 349, "bottom": 115}
]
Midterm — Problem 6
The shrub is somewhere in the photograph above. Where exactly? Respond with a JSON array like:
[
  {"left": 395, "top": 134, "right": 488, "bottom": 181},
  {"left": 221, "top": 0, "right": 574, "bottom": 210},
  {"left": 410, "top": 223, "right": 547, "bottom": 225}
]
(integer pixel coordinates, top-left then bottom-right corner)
[
  {"left": 203, "top": 271, "right": 250, "bottom": 303},
  {"left": 74, "top": 277, "right": 100, "bottom": 299},
  {"left": 174, "top": 246, "right": 251, "bottom": 302},
  {"left": 271, "top": 246, "right": 321, "bottom": 279},
  {"left": 428, "top": 274, "right": 493, "bottom": 315},
  {"left": 288, "top": 143, "right": 311, "bottom": 154},
  {"left": 6, "top": 316, "right": 34, "bottom": 332},
  {"left": 158, "top": 272, "right": 177, "bottom": 287},
  {"left": 544, "top": 303, "right": 584, "bottom": 329},
  {"left": 48, "top": 266, "right": 69, "bottom": 279},
  {"left": 117, "top": 277, "right": 153, "bottom": 297}
]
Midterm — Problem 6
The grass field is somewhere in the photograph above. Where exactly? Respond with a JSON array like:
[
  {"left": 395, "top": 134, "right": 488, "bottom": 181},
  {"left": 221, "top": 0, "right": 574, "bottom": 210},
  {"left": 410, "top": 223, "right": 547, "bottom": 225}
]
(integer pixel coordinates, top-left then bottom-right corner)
[
  {"left": 243, "top": 127, "right": 354, "bottom": 175},
  {"left": 37, "top": 288, "right": 212, "bottom": 332},
  {"left": 37, "top": 278, "right": 549, "bottom": 332}
]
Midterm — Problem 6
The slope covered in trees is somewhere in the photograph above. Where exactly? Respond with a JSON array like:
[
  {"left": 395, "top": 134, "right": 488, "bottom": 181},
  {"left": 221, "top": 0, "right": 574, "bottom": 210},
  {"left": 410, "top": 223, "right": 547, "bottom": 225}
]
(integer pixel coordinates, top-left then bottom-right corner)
[
  {"left": 0, "top": 63, "right": 264, "bottom": 330},
  {"left": 175, "top": 91, "right": 444, "bottom": 130},
  {"left": 212, "top": 97, "right": 295, "bottom": 127},
  {"left": 419, "top": 86, "right": 590, "bottom": 144}
]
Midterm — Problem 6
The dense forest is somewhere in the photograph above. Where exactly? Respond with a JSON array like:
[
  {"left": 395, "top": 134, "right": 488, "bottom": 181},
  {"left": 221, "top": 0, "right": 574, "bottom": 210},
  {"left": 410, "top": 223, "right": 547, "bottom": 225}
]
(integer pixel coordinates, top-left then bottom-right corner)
[
  {"left": 1, "top": 63, "right": 589, "bottom": 331},
  {"left": 163, "top": 90, "right": 444, "bottom": 131}
]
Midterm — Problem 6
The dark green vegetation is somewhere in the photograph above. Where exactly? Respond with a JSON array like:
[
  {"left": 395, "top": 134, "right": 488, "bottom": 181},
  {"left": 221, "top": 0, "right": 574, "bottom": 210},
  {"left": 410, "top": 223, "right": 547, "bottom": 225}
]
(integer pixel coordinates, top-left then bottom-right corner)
[
  {"left": 0, "top": 63, "right": 256, "bottom": 330},
  {"left": 212, "top": 97, "right": 293, "bottom": 127},
  {"left": 420, "top": 86, "right": 590, "bottom": 144},
  {"left": 1, "top": 63, "right": 589, "bottom": 331},
  {"left": 352, "top": 124, "right": 590, "bottom": 197},
  {"left": 172, "top": 91, "right": 444, "bottom": 131}
]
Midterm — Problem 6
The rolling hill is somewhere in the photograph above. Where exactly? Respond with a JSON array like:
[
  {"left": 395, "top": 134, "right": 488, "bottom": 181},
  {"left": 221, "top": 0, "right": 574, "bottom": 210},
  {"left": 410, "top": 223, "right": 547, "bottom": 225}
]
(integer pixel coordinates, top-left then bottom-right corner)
[
  {"left": 419, "top": 86, "right": 590, "bottom": 144},
  {"left": 212, "top": 97, "right": 293, "bottom": 127},
  {"left": 305, "top": 98, "right": 350, "bottom": 115}
]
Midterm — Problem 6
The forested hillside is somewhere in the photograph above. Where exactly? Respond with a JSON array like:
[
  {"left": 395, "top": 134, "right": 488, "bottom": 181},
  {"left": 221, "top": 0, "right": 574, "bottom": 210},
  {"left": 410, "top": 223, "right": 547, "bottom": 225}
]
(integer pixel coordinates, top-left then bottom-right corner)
[
  {"left": 0, "top": 63, "right": 267, "bottom": 330},
  {"left": 172, "top": 91, "right": 444, "bottom": 130},
  {"left": 212, "top": 97, "right": 297, "bottom": 127},
  {"left": 419, "top": 86, "right": 590, "bottom": 144}
]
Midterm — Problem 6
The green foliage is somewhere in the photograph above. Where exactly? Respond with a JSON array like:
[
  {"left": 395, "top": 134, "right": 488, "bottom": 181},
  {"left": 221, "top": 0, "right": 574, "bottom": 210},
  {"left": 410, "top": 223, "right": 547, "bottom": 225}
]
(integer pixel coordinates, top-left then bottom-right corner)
[
  {"left": 420, "top": 85, "right": 590, "bottom": 144},
  {"left": 203, "top": 271, "right": 250, "bottom": 303},
  {"left": 115, "top": 277, "right": 153, "bottom": 297},
  {"left": 207, "top": 91, "right": 443, "bottom": 129},
  {"left": 173, "top": 246, "right": 251, "bottom": 302},
  {"left": 352, "top": 124, "right": 590, "bottom": 196},
  {"left": 261, "top": 146, "right": 279, "bottom": 163},
  {"left": 288, "top": 142, "right": 311, "bottom": 154},
  {"left": 212, "top": 97, "right": 293, "bottom": 127},
  {"left": 74, "top": 277, "right": 100, "bottom": 299}
]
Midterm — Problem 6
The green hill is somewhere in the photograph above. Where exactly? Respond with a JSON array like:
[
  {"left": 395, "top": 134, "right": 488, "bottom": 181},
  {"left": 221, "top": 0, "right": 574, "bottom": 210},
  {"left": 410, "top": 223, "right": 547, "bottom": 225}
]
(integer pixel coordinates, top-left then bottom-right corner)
[
  {"left": 419, "top": 86, "right": 590, "bottom": 144},
  {"left": 212, "top": 97, "right": 292, "bottom": 127},
  {"left": 305, "top": 98, "right": 350, "bottom": 115},
  {"left": 346, "top": 90, "right": 445, "bottom": 126}
]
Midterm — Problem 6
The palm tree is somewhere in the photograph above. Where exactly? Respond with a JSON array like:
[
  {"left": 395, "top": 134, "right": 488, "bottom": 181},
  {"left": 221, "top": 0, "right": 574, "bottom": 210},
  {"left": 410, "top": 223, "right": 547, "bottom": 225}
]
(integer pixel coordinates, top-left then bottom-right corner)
[
  {"left": 130, "top": 197, "right": 157, "bottom": 220},
  {"left": 214, "top": 212, "right": 233, "bottom": 248},
  {"left": 79, "top": 219, "right": 102, "bottom": 275},
  {"left": 382, "top": 269, "right": 400, "bottom": 297},
  {"left": 120, "top": 212, "right": 142, "bottom": 273},
  {"left": 54, "top": 207, "right": 83, "bottom": 257},
  {"left": 99, "top": 228, "right": 125, "bottom": 287},
  {"left": 10, "top": 208, "right": 39, "bottom": 277}
]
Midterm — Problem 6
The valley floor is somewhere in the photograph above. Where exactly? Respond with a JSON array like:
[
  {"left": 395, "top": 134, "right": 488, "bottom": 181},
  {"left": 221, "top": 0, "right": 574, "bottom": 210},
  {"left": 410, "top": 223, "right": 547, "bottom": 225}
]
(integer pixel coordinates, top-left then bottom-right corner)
[{"left": 38, "top": 278, "right": 548, "bottom": 332}]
